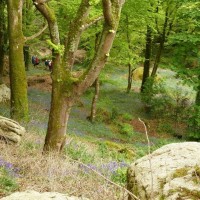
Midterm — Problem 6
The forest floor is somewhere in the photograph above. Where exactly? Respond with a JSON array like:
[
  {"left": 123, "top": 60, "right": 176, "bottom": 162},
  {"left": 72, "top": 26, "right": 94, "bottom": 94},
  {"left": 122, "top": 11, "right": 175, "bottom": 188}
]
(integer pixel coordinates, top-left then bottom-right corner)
[{"left": 0, "top": 62, "right": 195, "bottom": 199}]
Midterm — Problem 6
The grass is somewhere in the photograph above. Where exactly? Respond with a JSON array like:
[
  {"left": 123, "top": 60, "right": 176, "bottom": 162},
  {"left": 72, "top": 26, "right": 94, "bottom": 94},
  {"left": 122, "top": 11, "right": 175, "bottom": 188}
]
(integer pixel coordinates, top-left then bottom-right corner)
[{"left": 0, "top": 63, "right": 193, "bottom": 199}]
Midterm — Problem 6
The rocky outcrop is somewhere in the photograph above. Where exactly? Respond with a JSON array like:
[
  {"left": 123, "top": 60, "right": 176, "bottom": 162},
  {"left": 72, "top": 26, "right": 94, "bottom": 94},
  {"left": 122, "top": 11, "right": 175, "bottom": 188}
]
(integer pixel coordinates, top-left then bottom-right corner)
[
  {"left": 1, "top": 190, "right": 89, "bottom": 200},
  {"left": 127, "top": 142, "right": 200, "bottom": 200},
  {"left": 0, "top": 84, "right": 10, "bottom": 103},
  {"left": 0, "top": 116, "right": 25, "bottom": 143}
]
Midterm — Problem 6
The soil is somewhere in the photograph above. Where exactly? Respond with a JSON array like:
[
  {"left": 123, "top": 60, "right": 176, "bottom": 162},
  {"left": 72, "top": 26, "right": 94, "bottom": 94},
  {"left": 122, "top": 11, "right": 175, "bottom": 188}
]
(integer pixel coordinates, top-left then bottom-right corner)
[
  {"left": 27, "top": 74, "right": 52, "bottom": 92},
  {"left": 3, "top": 73, "right": 52, "bottom": 92}
]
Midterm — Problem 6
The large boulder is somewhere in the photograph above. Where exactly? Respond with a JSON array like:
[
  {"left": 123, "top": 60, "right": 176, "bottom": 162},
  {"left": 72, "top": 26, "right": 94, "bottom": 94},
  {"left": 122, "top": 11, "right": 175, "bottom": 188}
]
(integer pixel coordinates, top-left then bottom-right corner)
[
  {"left": 127, "top": 142, "right": 200, "bottom": 200},
  {"left": 0, "top": 84, "right": 10, "bottom": 103},
  {"left": 1, "top": 191, "right": 89, "bottom": 200},
  {"left": 0, "top": 116, "right": 25, "bottom": 143}
]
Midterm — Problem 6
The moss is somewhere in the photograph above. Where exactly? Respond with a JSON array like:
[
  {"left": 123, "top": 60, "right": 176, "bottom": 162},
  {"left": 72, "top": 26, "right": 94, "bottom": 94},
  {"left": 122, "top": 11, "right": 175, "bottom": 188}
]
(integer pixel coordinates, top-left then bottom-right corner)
[
  {"left": 171, "top": 188, "right": 200, "bottom": 200},
  {"left": 105, "top": 140, "right": 121, "bottom": 150},
  {"left": 191, "top": 166, "right": 200, "bottom": 184},
  {"left": 104, "top": 141, "right": 135, "bottom": 158},
  {"left": 172, "top": 167, "right": 190, "bottom": 179}
]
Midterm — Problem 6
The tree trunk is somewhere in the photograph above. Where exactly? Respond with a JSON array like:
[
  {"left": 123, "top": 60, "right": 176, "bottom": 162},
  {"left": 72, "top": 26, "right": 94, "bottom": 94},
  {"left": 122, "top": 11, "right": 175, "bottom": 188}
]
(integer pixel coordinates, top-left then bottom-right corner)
[
  {"left": 89, "top": 31, "right": 101, "bottom": 122},
  {"left": 0, "top": 0, "right": 6, "bottom": 84},
  {"left": 195, "top": 75, "right": 200, "bottom": 106},
  {"left": 151, "top": 6, "right": 169, "bottom": 77},
  {"left": 89, "top": 78, "right": 100, "bottom": 122},
  {"left": 23, "top": 45, "right": 30, "bottom": 71},
  {"left": 7, "top": 0, "right": 29, "bottom": 121},
  {"left": 43, "top": 82, "right": 74, "bottom": 151},
  {"left": 151, "top": 38, "right": 164, "bottom": 77},
  {"left": 127, "top": 63, "right": 133, "bottom": 93},
  {"left": 125, "top": 14, "right": 133, "bottom": 93},
  {"left": 141, "top": 26, "right": 152, "bottom": 92}
]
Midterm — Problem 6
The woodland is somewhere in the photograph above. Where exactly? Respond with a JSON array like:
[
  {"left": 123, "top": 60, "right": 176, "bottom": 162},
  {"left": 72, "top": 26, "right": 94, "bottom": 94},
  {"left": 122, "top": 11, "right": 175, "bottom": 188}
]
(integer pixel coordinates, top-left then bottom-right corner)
[{"left": 0, "top": 0, "right": 200, "bottom": 199}]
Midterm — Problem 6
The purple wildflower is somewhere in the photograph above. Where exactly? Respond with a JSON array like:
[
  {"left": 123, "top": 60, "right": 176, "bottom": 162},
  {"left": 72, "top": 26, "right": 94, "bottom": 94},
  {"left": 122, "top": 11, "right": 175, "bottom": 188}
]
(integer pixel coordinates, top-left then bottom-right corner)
[{"left": 0, "top": 157, "right": 20, "bottom": 177}]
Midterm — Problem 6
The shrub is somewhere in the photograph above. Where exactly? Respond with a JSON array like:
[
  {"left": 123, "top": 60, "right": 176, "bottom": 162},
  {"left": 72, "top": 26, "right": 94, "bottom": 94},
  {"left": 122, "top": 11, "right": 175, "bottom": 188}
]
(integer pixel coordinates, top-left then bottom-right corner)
[
  {"left": 187, "top": 105, "right": 200, "bottom": 140},
  {"left": 64, "top": 140, "right": 94, "bottom": 163},
  {"left": 141, "top": 77, "right": 192, "bottom": 123},
  {"left": 0, "top": 159, "right": 19, "bottom": 195},
  {"left": 119, "top": 123, "right": 133, "bottom": 137}
]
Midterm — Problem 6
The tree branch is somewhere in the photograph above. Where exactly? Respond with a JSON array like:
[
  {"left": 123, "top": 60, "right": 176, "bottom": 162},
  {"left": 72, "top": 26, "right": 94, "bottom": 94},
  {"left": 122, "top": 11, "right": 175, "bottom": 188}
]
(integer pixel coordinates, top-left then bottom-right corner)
[
  {"left": 81, "top": 15, "right": 103, "bottom": 31},
  {"left": 74, "top": 0, "right": 123, "bottom": 95},
  {"left": 25, "top": 24, "right": 48, "bottom": 42},
  {"left": 102, "top": 0, "right": 113, "bottom": 26},
  {"left": 32, "top": 0, "right": 60, "bottom": 45},
  {"left": 66, "top": 156, "right": 140, "bottom": 200},
  {"left": 63, "top": 0, "right": 91, "bottom": 70}
]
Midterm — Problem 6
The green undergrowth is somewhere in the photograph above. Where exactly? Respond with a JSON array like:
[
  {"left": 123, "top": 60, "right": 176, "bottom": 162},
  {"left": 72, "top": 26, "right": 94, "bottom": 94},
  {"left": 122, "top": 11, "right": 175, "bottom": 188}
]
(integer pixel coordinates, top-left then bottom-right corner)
[
  {"left": 0, "top": 166, "right": 19, "bottom": 196},
  {"left": 0, "top": 64, "right": 190, "bottom": 190}
]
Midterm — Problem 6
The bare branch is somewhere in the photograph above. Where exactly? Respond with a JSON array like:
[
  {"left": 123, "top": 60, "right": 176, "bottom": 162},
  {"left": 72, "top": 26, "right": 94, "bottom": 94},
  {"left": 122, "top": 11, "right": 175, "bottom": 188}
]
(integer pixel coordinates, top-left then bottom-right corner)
[
  {"left": 138, "top": 118, "right": 153, "bottom": 199},
  {"left": 81, "top": 15, "right": 103, "bottom": 31},
  {"left": 25, "top": 24, "right": 48, "bottom": 42}
]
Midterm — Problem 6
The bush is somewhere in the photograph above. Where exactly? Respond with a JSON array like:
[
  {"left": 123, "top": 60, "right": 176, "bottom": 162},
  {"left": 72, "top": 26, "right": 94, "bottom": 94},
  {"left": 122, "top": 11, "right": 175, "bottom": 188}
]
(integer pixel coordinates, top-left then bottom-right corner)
[
  {"left": 187, "top": 105, "right": 200, "bottom": 140},
  {"left": 0, "top": 166, "right": 19, "bottom": 195},
  {"left": 64, "top": 140, "right": 94, "bottom": 163},
  {"left": 141, "top": 77, "right": 192, "bottom": 122},
  {"left": 119, "top": 123, "right": 133, "bottom": 137}
]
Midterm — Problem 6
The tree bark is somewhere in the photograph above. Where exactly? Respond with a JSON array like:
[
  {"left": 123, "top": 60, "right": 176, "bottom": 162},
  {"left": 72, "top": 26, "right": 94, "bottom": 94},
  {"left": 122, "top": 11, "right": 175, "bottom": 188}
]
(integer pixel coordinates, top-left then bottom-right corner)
[
  {"left": 125, "top": 14, "right": 133, "bottom": 93},
  {"left": 7, "top": 0, "right": 29, "bottom": 121},
  {"left": 23, "top": 45, "right": 30, "bottom": 71},
  {"left": 89, "top": 78, "right": 100, "bottom": 122},
  {"left": 141, "top": 26, "right": 152, "bottom": 92},
  {"left": 89, "top": 31, "right": 101, "bottom": 122},
  {"left": 64, "top": 0, "right": 91, "bottom": 70},
  {"left": 151, "top": 6, "right": 169, "bottom": 77},
  {"left": 0, "top": 0, "right": 6, "bottom": 84},
  {"left": 34, "top": 0, "right": 124, "bottom": 152},
  {"left": 195, "top": 75, "right": 200, "bottom": 106},
  {"left": 127, "top": 63, "right": 133, "bottom": 93}
]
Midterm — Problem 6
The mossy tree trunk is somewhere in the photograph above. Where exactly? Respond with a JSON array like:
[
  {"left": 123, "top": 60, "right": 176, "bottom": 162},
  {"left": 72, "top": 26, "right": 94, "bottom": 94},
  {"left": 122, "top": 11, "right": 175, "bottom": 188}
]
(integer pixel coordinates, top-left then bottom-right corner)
[
  {"left": 33, "top": 0, "right": 125, "bottom": 152},
  {"left": 7, "top": 0, "right": 29, "bottom": 121},
  {"left": 0, "top": 0, "right": 6, "bottom": 84},
  {"left": 141, "top": 26, "right": 152, "bottom": 92}
]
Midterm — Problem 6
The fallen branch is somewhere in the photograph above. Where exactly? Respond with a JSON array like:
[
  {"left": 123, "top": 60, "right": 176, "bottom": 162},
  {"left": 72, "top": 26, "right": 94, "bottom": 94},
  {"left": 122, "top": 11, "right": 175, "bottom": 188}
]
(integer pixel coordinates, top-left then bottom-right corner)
[{"left": 65, "top": 156, "right": 140, "bottom": 200}]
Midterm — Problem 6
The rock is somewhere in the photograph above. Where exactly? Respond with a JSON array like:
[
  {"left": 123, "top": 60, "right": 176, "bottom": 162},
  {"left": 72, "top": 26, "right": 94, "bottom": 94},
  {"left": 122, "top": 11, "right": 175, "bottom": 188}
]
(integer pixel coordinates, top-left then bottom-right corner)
[
  {"left": 1, "top": 190, "right": 89, "bottom": 200},
  {"left": 0, "top": 116, "right": 25, "bottom": 143},
  {"left": 127, "top": 142, "right": 200, "bottom": 200},
  {"left": 0, "top": 84, "right": 10, "bottom": 103}
]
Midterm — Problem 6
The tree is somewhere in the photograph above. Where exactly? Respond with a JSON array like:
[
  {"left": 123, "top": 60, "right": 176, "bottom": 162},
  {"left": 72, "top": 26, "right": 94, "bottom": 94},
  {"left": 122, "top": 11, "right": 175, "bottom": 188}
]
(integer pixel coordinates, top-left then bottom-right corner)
[
  {"left": 33, "top": 0, "right": 125, "bottom": 152},
  {"left": 7, "top": 0, "right": 29, "bottom": 121},
  {"left": 141, "top": 26, "right": 152, "bottom": 92},
  {"left": 141, "top": 0, "right": 182, "bottom": 91},
  {"left": 0, "top": 0, "right": 6, "bottom": 84}
]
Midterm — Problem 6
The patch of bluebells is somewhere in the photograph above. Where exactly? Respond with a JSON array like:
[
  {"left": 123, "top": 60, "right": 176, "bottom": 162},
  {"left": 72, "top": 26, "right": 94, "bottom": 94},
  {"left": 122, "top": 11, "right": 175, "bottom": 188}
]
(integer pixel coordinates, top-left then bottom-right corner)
[
  {"left": 0, "top": 157, "right": 20, "bottom": 177},
  {"left": 80, "top": 161, "right": 129, "bottom": 177}
]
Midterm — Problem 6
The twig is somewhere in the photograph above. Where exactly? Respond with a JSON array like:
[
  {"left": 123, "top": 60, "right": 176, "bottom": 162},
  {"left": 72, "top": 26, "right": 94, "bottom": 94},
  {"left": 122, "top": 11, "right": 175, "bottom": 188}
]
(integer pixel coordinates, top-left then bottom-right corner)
[
  {"left": 138, "top": 118, "right": 153, "bottom": 198},
  {"left": 65, "top": 156, "right": 140, "bottom": 200}
]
